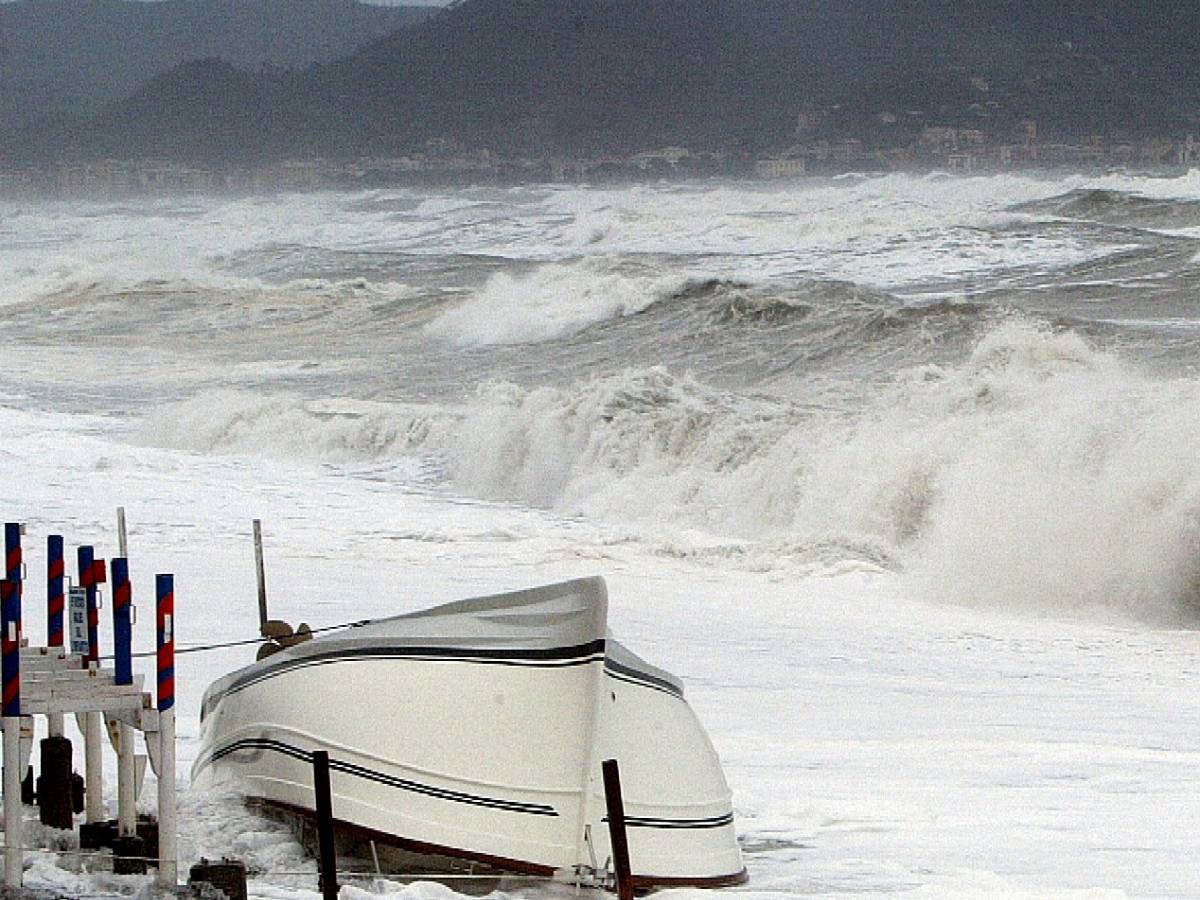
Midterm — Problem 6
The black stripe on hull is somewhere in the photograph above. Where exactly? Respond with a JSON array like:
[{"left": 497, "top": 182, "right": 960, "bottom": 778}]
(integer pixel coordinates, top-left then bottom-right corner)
[
  {"left": 200, "top": 739, "right": 736, "bottom": 831},
  {"left": 604, "top": 812, "right": 735, "bottom": 829},
  {"left": 603, "top": 661, "right": 683, "bottom": 698},
  {"left": 203, "top": 639, "right": 609, "bottom": 719},
  {"left": 207, "top": 739, "right": 746, "bottom": 887},
  {"left": 199, "top": 737, "right": 558, "bottom": 816},
  {"left": 259, "top": 795, "right": 747, "bottom": 889}
]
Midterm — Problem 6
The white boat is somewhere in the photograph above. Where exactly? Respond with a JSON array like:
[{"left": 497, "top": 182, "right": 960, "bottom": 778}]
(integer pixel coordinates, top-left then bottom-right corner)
[{"left": 192, "top": 577, "right": 746, "bottom": 888}]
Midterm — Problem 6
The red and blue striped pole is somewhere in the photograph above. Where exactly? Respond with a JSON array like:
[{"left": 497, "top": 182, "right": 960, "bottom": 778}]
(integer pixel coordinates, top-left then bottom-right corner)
[
  {"left": 2, "top": 573, "right": 21, "bottom": 886},
  {"left": 1, "top": 522, "right": 21, "bottom": 886},
  {"left": 47, "top": 535, "right": 64, "bottom": 648},
  {"left": 1, "top": 580, "right": 19, "bottom": 718},
  {"left": 5, "top": 524, "right": 21, "bottom": 601},
  {"left": 156, "top": 574, "right": 174, "bottom": 712},
  {"left": 78, "top": 545, "right": 98, "bottom": 664},
  {"left": 45, "top": 535, "right": 67, "bottom": 743},
  {"left": 111, "top": 559, "right": 132, "bottom": 686},
  {"left": 155, "top": 573, "right": 177, "bottom": 886},
  {"left": 3, "top": 525, "right": 21, "bottom": 718},
  {"left": 111, "top": 558, "right": 137, "bottom": 843}
]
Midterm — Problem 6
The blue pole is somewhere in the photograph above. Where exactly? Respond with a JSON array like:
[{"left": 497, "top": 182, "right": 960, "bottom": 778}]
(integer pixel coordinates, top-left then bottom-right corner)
[{"left": 111, "top": 559, "right": 132, "bottom": 686}]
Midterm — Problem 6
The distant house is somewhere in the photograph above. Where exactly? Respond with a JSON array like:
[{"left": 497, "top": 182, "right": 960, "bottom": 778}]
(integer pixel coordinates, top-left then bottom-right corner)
[
  {"left": 630, "top": 147, "right": 691, "bottom": 170},
  {"left": 754, "top": 157, "right": 807, "bottom": 178},
  {"left": 920, "top": 126, "right": 959, "bottom": 153},
  {"left": 1179, "top": 135, "right": 1196, "bottom": 165}
]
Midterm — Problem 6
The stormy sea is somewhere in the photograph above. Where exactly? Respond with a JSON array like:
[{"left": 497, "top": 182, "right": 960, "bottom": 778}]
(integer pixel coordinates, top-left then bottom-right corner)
[{"left": 2, "top": 170, "right": 1200, "bottom": 898}]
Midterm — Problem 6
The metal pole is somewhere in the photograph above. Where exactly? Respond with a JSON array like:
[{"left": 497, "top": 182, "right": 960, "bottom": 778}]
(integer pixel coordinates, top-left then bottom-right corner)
[
  {"left": 78, "top": 546, "right": 98, "bottom": 665},
  {"left": 2, "top": 578, "right": 23, "bottom": 887},
  {"left": 311, "top": 750, "right": 339, "bottom": 900},
  {"left": 601, "top": 759, "right": 634, "bottom": 900},
  {"left": 116, "top": 507, "right": 128, "bottom": 558},
  {"left": 2, "top": 722, "right": 19, "bottom": 888},
  {"left": 84, "top": 713, "right": 103, "bottom": 823},
  {"left": 5, "top": 524, "right": 21, "bottom": 601},
  {"left": 112, "top": 559, "right": 136, "bottom": 839},
  {"left": 78, "top": 545, "right": 103, "bottom": 823},
  {"left": 253, "top": 519, "right": 268, "bottom": 634},
  {"left": 156, "top": 574, "right": 177, "bottom": 888},
  {"left": 111, "top": 559, "right": 133, "bottom": 686},
  {"left": 4, "top": 524, "right": 35, "bottom": 859},
  {"left": 5, "top": 528, "right": 25, "bottom": 768},
  {"left": 46, "top": 536, "right": 64, "bottom": 737}
]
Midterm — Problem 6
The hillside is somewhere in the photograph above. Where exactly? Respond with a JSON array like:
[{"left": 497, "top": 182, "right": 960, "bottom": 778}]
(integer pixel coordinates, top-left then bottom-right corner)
[
  {"left": 0, "top": 0, "right": 433, "bottom": 134},
  {"left": 13, "top": 0, "right": 1200, "bottom": 162}
]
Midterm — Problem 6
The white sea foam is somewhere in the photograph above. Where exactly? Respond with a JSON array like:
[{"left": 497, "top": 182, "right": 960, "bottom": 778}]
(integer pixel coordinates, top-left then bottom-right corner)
[
  {"left": 439, "top": 321, "right": 1200, "bottom": 622},
  {"left": 138, "top": 390, "right": 451, "bottom": 463},
  {"left": 536, "top": 174, "right": 1122, "bottom": 285},
  {"left": 0, "top": 170, "right": 1142, "bottom": 311},
  {"left": 6, "top": 172, "right": 1200, "bottom": 896},
  {"left": 424, "top": 257, "right": 703, "bottom": 345},
  {"left": 133, "top": 316, "right": 1200, "bottom": 623},
  {"left": 1082, "top": 167, "right": 1200, "bottom": 201}
]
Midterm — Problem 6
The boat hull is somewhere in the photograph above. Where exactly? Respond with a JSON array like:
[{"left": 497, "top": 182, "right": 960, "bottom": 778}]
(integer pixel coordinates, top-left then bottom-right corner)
[{"left": 193, "top": 578, "right": 745, "bottom": 887}]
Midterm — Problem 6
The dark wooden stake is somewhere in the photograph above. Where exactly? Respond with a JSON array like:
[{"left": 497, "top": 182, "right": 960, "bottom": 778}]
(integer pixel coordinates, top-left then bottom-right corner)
[
  {"left": 601, "top": 758, "right": 634, "bottom": 900},
  {"left": 311, "top": 750, "right": 339, "bottom": 900}
]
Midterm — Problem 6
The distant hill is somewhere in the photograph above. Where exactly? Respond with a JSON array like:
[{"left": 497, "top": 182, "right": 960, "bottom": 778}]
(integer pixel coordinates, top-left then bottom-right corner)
[
  {"left": 11, "top": 0, "right": 1200, "bottom": 162},
  {"left": 0, "top": 0, "right": 433, "bottom": 134}
]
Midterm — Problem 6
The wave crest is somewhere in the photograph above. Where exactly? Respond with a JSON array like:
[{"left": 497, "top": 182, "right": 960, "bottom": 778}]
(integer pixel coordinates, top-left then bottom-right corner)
[
  {"left": 446, "top": 321, "right": 1200, "bottom": 622},
  {"left": 138, "top": 390, "right": 448, "bottom": 463},
  {"left": 424, "top": 257, "right": 722, "bottom": 347},
  {"left": 136, "top": 320, "right": 1200, "bottom": 623}
]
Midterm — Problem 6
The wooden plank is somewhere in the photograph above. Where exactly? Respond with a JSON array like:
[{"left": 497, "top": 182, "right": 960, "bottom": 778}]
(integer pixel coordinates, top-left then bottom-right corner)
[
  {"left": 18, "top": 655, "right": 87, "bottom": 672},
  {"left": 20, "top": 647, "right": 69, "bottom": 660},
  {"left": 21, "top": 694, "right": 149, "bottom": 716},
  {"left": 106, "top": 706, "right": 160, "bottom": 734},
  {"left": 23, "top": 670, "right": 118, "bottom": 686},
  {"left": 20, "top": 681, "right": 146, "bottom": 702}
]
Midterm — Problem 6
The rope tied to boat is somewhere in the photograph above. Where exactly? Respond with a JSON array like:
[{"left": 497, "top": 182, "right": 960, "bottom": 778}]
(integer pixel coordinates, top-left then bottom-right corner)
[{"left": 99, "top": 618, "right": 374, "bottom": 661}]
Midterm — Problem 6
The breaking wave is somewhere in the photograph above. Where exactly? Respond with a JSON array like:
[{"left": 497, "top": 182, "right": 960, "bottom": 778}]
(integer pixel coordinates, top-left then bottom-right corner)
[
  {"left": 138, "top": 390, "right": 451, "bottom": 463},
  {"left": 136, "top": 317, "right": 1200, "bottom": 622},
  {"left": 424, "top": 257, "right": 724, "bottom": 346},
  {"left": 1014, "top": 188, "right": 1200, "bottom": 231},
  {"left": 443, "top": 320, "right": 1200, "bottom": 623}
]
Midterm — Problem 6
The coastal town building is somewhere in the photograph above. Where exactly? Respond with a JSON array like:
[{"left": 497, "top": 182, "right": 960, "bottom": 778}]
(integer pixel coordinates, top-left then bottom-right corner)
[{"left": 3, "top": 119, "right": 1199, "bottom": 198}]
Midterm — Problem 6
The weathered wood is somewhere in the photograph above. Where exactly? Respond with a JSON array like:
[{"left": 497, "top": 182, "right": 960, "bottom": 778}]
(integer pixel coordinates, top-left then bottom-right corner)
[
  {"left": 601, "top": 759, "right": 634, "bottom": 900},
  {"left": 21, "top": 693, "right": 148, "bottom": 716}
]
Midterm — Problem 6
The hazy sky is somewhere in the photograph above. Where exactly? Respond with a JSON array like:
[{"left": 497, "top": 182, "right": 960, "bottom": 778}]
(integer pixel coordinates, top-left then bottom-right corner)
[{"left": 0, "top": 0, "right": 454, "bottom": 4}]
